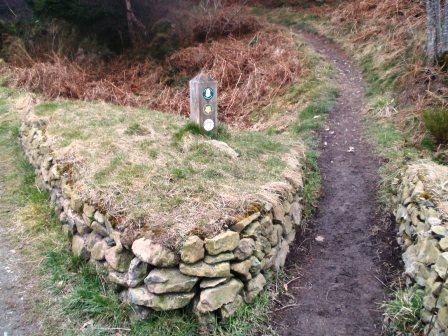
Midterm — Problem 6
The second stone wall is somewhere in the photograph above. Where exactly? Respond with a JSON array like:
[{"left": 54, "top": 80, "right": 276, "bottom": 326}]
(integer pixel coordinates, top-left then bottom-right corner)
[{"left": 394, "top": 161, "right": 448, "bottom": 334}]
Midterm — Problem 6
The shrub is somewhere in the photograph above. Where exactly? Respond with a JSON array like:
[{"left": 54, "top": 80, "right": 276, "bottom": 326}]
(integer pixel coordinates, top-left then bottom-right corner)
[{"left": 423, "top": 107, "right": 448, "bottom": 144}]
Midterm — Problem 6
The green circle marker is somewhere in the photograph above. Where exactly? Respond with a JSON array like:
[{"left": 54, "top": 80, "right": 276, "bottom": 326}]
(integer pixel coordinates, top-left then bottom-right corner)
[{"left": 202, "top": 87, "right": 214, "bottom": 100}]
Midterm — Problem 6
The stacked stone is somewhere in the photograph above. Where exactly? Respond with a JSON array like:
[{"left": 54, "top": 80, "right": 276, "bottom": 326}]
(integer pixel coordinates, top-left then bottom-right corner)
[
  {"left": 394, "top": 162, "right": 448, "bottom": 335},
  {"left": 19, "top": 119, "right": 304, "bottom": 318}
]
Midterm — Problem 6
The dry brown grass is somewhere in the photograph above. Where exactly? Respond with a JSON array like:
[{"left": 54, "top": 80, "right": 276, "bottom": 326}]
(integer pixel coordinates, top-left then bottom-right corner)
[
  {"left": 323, "top": 0, "right": 448, "bottom": 144},
  {"left": 4, "top": 13, "right": 301, "bottom": 128}
]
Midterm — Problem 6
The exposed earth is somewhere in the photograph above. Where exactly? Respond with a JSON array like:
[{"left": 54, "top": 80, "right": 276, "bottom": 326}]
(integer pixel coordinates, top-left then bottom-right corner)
[{"left": 273, "top": 32, "right": 400, "bottom": 336}]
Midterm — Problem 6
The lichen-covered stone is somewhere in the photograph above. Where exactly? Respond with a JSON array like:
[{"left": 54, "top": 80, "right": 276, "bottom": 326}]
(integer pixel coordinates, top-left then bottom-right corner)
[
  {"left": 132, "top": 238, "right": 179, "bottom": 267},
  {"left": 128, "top": 287, "right": 195, "bottom": 311},
  {"left": 145, "top": 268, "right": 198, "bottom": 294},
  {"left": 249, "top": 256, "right": 261, "bottom": 275},
  {"left": 91, "top": 240, "right": 108, "bottom": 260},
  {"left": 108, "top": 271, "right": 127, "bottom": 287},
  {"left": 254, "top": 236, "right": 271, "bottom": 260},
  {"left": 282, "top": 216, "right": 293, "bottom": 236},
  {"left": 272, "top": 201, "right": 285, "bottom": 222},
  {"left": 230, "top": 259, "right": 252, "bottom": 281},
  {"left": 94, "top": 211, "right": 105, "bottom": 224},
  {"left": 105, "top": 246, "right": 133, "bottom": 272},
  {"left": 274, "top": 240, "right": 289, "bottom": 270},
  {"left": 127, "top": 258, "right": 148, "bottom": 288},
  {"left": 83, "top": 204, "right": 95, "bottom": 218},
  {"left": 244, "top": 273, "right": 266, "bottom": 303},
  {"left": 205, "top": 231, "right": 239, "bottom": 255},
  {"left": 180, "top": 261, "right": 230, "bottom": 278},
  {"left": 204, "top": 252, "right": 234, "bottom": 264},
  {"left": 286, "top": 229, "right": 296, "bottom": 244},
  {"left": 416, "top": 237, "right": 440, "bottom": 265},
  {"left": 291, "top": 202, "right": 302, "bottom": 227},
  {"left": 85, "top": 232, "right": 102, "bottom": 251},
  {"left": 72, "top": 235, "right": 89, "bottom": 260},
  {"left": 437, "top": 306, "right": 448, "bottom": 329},
  {"left": 230, "top": 213, "right": 260, "bottom": 233},
  {"left": 440, "top": 237, "right": 448, "bottom": 251},
  {"left": 242, "top": 221, "right": 261, "bottom": 238},
  {"left": 234, "top": 238, "right": 255, "bottom": 261},
  {"left": 70, "top": 195, "right": 83, "bottom": 214},
  {"left": 431, "top": 225, "right": 448, "bottom": 238},
  {"left": 269, "top": 225, "right": 283, "bottom": 246},
  {"left": 181, "top": 236, "right": 204, "bottom": 264},
  {"left": 91, "top": 221, "right": 108, "bottom": 237},
  {"left": 200, "top": 277, "right": 231, "bottom": 289},
  {"left": 220, "top": 294, "right": 244, "bottom": 318},
  {"left": 260, "top": 215, "right": 274, "bottom": 237},
  {"left": 435, "top": 253, "right": 448, "bottom": 279},
  {"left": 74, "top": 217, "right": 90, "bottom": 235},
  {"left": 196, "top": 278, "right": 244, "bottom": 313}
]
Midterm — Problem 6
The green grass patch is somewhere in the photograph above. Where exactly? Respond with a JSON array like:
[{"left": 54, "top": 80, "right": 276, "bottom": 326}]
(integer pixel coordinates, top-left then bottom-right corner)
[
  {"left": 423, "top": 107, "right": 448, "bottom": 144},
  {"left": 381, "top": 287, "right": 425, "bottom": 335}
]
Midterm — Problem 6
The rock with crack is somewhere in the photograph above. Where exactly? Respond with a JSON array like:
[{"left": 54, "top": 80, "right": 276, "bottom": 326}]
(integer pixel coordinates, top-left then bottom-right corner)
[
  {"left": 204, "top": 252, "right": 235, "bottom": 264},
  {"left": 145, "top": 268, "right": 198, "bottom": 294},
  {"left": 200, "top": 277, "right": 231, "bottom": 289},
  {"left": 180, "top": 261, "right": 231, "bottom": 278},
  {"left": 127, "top": 287, "right": 195, "bottom": 311},
  {"left": 196, "top": 278, "right": 244, "bottom": 313}
]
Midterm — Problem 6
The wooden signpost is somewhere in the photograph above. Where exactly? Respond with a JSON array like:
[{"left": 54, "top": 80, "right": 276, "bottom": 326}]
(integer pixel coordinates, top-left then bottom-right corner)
[{"left": 189, "top": 73, "right": 218, "bottom": 132}]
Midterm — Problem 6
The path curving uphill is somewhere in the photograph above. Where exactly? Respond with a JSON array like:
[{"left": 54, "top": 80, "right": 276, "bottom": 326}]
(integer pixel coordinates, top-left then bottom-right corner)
[{"left": 274, "top": 32, "right": 391, "bottom": 335}]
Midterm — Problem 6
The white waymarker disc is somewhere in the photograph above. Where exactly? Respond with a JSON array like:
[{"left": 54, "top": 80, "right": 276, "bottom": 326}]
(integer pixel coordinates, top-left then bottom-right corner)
[{"left": 203, "top": 119, "right": 215, "bottom": 131}]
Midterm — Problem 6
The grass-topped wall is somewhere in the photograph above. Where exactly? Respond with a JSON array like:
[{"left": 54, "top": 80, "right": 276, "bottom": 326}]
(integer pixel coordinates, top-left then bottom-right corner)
[{"left": 19, "top": 98, "right": 306, "bottom": 318}]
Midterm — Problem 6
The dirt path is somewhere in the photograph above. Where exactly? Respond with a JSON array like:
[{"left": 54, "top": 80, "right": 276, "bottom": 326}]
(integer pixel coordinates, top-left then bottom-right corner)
[{"left": 273, "top": 33, "right": 393, "bottom": 335}]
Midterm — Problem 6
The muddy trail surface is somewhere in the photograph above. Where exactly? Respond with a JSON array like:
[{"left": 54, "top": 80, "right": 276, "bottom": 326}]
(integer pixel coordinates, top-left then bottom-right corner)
[{"left": 273, "top": 32, "right": 398, "bottom": 335}]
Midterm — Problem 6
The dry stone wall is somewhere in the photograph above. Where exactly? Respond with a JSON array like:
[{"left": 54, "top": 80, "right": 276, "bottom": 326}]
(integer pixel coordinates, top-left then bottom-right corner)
[
  {"left": 20, "top": 118, "right": 305, "bottom": 319},
  {"left": 394, "top": 161, "right": 448, "bottom": 335}
]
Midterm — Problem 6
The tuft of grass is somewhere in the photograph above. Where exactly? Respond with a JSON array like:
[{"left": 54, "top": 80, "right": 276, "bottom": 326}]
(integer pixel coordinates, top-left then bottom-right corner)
[
  {"left": 125, "top": 122, "right": 150, "bottom": 136},
  {"left": 172, "top": 122, "right": 230, "bottom": 143},
  {"left": 381, "top": 287, "right": 425, "bottom": 335},
  {"left": 301, "top": 150, "right": 321, "bottom": 219},
  {"left": 423, "top": 107, "right": 448, "bottom": 144},
  {"left": 34, "top": 101, "right": 70, "bottom": 116}
]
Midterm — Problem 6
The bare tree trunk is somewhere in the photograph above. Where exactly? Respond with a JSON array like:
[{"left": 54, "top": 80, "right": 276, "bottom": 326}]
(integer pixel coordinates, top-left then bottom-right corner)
[
  {"left": 427, "top": 0, "right": 442, "bottom": 64},
  {"left": 124, "top": 0, "right": 146, "bottom": 45},
  {"left": 440, "top": 0, "right": 448, "bottom": 59}
]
